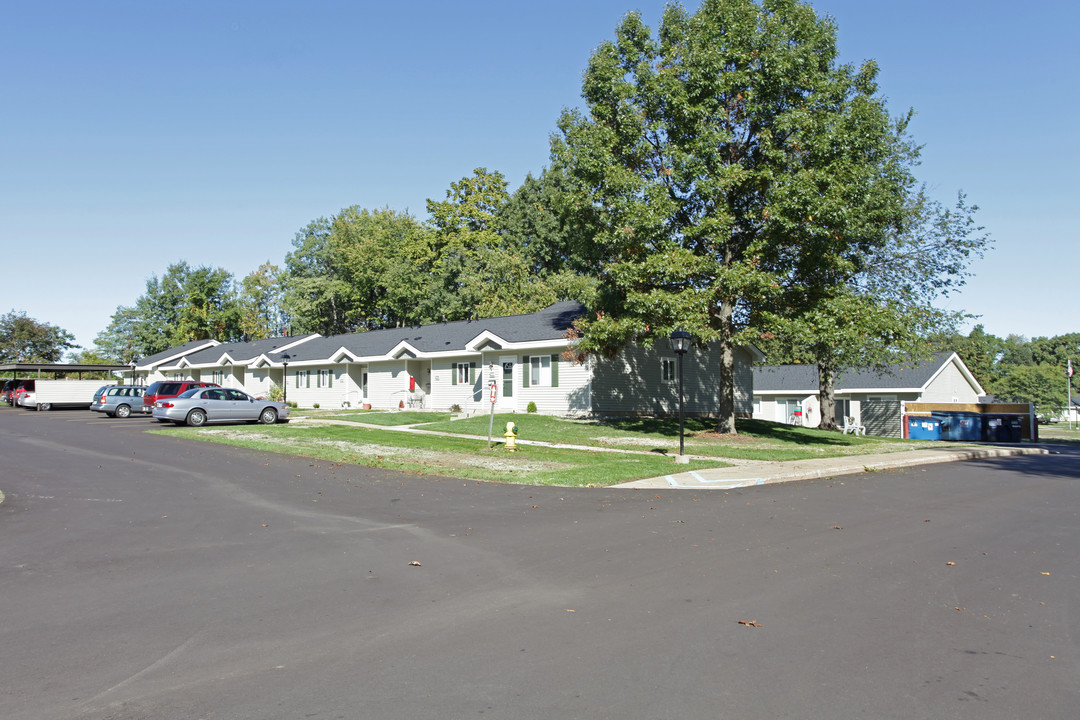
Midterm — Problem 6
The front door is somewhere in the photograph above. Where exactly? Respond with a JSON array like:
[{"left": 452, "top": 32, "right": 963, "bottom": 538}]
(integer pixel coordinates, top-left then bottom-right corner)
[{"left": 498, "top": 356, "right": 516, "bottom": 412}]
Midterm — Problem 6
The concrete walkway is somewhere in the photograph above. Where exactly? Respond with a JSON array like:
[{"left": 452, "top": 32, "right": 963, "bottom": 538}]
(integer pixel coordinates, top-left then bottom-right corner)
[
  {"left": 614, "top": 445, "right": 1048, "bottom": 489},
  {"left": 294, "top": 415, "right": 1048, "bottom": 490}
]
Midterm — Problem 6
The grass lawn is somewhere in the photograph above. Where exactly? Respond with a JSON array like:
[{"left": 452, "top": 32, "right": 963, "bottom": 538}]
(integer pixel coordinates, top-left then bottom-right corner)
[
  {"left": 412, "top": 414, "right": 950, "bottom": 461},
  {"left": 151, "top": 422, "right": 720, "bottom": 487}
]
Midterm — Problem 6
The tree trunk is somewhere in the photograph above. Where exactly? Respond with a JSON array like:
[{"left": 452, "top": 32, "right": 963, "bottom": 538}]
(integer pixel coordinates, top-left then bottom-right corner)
[
  {"left": 817, "top": 361, "right": 839, "bottom": 431},
  {"left": 714, "top": 302, "right": 737, "bottom": 435}
]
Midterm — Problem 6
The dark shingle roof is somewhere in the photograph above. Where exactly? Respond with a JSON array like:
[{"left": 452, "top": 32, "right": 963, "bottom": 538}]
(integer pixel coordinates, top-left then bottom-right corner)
[
  {"left": 276, "top": 301, "right": 586, "bottom": 363},
  {"left": 754, "top": 352, "right": 959, "bottom": 393},
  {"left": 135, "top": 339, "right": 220, "bottom": 367},
  {"left": 181, "top": 335, "right": 320, "bottom": 365}
]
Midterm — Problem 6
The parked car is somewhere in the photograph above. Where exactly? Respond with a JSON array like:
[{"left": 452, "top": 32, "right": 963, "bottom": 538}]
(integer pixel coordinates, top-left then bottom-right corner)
[
  {"left": 12, "top": 379, "right": 35, "bottom": 407},
  {"left": 2, "top": 379, "right": 27, "bottom": 405},
  {"left": 143, "top": 380, "right": 219, "bottom": 418},
  {"left": 91, "top": 385, "right": 147, "bottom": 417},
  {"left": 152, "top": 387, "right": 289, "bottom": 426}
]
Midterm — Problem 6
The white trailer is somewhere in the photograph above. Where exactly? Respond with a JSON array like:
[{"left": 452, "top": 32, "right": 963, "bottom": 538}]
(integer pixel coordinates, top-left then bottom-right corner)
[{"left": 22, "top": 380, "right": 115, "bottom": 410}]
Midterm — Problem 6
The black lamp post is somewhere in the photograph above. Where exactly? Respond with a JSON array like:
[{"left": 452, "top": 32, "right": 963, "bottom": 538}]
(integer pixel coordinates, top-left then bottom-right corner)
[
  {"left": 670, "top": 329, "right": 691, "bottom": 461},
  {"left": 280, "top": 353, "right": 291, "bottom": 405}
]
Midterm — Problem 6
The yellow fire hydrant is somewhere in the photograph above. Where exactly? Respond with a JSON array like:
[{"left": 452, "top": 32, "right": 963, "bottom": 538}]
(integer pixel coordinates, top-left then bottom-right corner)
[{"left": 504, "top": 421, "right": 519, "bottom": 451}]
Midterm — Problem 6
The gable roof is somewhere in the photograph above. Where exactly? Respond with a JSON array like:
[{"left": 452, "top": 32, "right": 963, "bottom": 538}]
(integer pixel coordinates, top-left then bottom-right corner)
[
  {"left": 176, "top": 334, "right": 320, "bottom": 368},
  {"left": 275, "top": 301, "right": 585, "bottom": 364},
  {"left": 135, "top": 339, "right": 221, "bottom": 368},
  {"left": 753, "top": 352, "right": 984, "bottom": 395}
]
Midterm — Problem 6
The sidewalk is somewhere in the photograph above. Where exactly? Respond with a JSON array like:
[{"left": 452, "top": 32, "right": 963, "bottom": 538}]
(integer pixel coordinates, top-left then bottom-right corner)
[
  {"left": 296, "top": 415, "right": 1048, "bottom": 490},
  {"left": 614, "top": 445, "right": 1048, "bottom": 489}
]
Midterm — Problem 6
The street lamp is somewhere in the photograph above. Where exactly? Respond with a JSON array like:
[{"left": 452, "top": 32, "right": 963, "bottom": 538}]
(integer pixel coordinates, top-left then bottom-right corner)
[
  {"left": 280, "top": 352, "right": 291, "bottom": 405},
  {"left": 670, "top": 329, "right": 691, "bottom": 463}
]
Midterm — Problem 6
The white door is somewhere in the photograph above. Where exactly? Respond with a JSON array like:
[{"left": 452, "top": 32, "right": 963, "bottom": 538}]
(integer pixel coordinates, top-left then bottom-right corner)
[{"left": 498, "top": 356, "right": 516, "bottom": 412}]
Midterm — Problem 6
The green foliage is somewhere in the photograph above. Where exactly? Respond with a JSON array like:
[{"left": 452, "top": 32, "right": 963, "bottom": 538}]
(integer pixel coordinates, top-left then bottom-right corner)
[
  {"left": 995, "top": 364, "right": 1069, "bottom": 413},
  {"left": 551, "top": 0, "right": 912, "bottom": 433},
  {"left": 313, "top": 403, "right": 320, "bottom": 409},
  {"left": 0, "top": 310, "right": 78, "bottom": 362},
  {"left": 96, "top": 261, "right": 241, "bottom": 358},
  {"left": 526, "top": 401, "right": 538, "bottom": 414},
  {"left": 238, "top": 262, "right": 287, "bottom": 340},
  {"left": 267, "top": 385, "right": 284, "bottom": 402}
]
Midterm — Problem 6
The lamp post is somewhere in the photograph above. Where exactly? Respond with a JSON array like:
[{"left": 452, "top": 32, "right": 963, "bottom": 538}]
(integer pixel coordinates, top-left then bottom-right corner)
[
  {"left": 670, "top": 329, "right": 691, "bottom": 463},
  {"left": 280, "top": 353, "right": 291, "bottom": 405}
]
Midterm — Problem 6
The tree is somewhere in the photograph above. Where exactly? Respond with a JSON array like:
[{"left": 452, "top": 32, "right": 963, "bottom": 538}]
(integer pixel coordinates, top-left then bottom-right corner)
[
  {"left": 0, "top": 310, "right": 78, "bottom": 362},
  {"left": 95, "top": 262, "right": 241, "bottom": 358},
  {"left": 940, "top": 324, "right": 1004, "bottom": 392},
  {"left": 995, "top": 364, "right": 1069, "bottom": 416},
  {"left": 282, "top": 217, "right": 356, "bottom": 336},
  {"left": 238, "top": 262, "right": 288, "bottom": 340},
  {"left": 551, "top": 0, "right": 912, "bottom": 433}
]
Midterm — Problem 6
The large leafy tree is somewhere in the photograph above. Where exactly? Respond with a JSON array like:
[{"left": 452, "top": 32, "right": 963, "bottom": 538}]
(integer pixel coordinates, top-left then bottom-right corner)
[
  {"left": 96, "top": 262, "right": 241, "bottom": 358},
  {"left": 552, "top": 0, "right": 912, "bottom": 433},
  {"left": 238, "top": 262, "right": 288, "bottom": 340},
  {"left": 995, "top": 364, "right": 1070, "bottom": 416},
  {"left": 0, "top": 310, "right": 78, "bottom": 362},
  {"left": 282, "top": 217, "right": 355, "bottom": 336}
]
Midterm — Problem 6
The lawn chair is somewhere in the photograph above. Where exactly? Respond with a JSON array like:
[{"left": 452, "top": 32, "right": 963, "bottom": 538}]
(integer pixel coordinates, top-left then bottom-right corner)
[{"left": 842, "top": 416, "right": 865, "bottom": 435}]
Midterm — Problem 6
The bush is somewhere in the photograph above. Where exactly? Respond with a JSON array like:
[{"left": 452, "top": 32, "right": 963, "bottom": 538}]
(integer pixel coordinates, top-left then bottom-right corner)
[
  {"left": 313, "top": 403, "right": 320, "bottom": 409},
  {"left": 267, "top": 386, "right": 284, "bottom": 402},
  {"left": 527, "top": 401, "right": 538, "bottom": 414},
  {"left": 449, "top": 404, "right": 462, "bottom": 413}
]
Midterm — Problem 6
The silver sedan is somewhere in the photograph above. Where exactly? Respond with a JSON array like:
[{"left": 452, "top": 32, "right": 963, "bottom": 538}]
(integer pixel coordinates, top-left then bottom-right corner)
[{"left": 152, "top": 387, "right": 290, "bottom": 427}]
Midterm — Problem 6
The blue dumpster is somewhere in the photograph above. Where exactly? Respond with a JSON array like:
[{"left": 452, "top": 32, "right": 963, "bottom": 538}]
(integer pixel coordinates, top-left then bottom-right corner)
[
  {"left": 907, "top": 415, "right": 942, "bottom": 440},
  {"left": 933, "top": 412, "right": 983, "bottom": 442}
]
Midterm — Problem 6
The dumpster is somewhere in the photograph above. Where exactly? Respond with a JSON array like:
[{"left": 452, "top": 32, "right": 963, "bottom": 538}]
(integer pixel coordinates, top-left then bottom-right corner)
[
  {"left": 933, "top": 411, "right": 983, "bottom": 442},
  {"left": 907, "top": 415, "right": 942, "bottom": 440},
  {"left": 982, "top": 415, "right": 1022, "bottom": 442}
]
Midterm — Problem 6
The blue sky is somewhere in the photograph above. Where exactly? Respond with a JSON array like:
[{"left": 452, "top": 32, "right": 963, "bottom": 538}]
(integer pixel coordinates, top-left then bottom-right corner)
[{"left": 2, "top": 0, "right": 1076, "bottom": 352}]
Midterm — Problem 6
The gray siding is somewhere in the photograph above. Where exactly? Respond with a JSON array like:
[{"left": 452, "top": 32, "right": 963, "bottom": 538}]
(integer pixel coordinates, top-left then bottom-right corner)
[{"left": 590, "top": 342, "right": 756, "bottom": 416}]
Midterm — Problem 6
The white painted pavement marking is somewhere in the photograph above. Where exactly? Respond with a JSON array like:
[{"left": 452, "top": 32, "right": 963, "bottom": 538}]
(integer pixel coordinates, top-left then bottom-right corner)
[{"left": 665, "top": 474, "right": 767, "bottom": 489}]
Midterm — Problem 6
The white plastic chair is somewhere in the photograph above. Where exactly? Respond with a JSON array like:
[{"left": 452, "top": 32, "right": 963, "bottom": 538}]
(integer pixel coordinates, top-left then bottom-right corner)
[{"left": 842, "top": 416, "right": 865, "bottom": 435}]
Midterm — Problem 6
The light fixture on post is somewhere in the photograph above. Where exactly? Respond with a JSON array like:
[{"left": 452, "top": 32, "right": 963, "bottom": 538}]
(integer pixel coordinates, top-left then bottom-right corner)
[
  {"left": 670, "top": 329, "right": 691, "bottom": 464},
  {"left": 280, "top": 352, "right": 291, "bottom": 405}
]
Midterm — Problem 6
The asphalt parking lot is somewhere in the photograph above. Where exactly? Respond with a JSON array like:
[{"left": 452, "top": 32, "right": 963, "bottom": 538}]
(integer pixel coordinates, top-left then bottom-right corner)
[{"left": 2, "top": 407, "right": 1078, "bottom": 720}]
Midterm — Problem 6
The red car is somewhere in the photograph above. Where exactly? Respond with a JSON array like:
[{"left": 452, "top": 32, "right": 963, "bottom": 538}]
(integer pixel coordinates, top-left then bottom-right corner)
[{"left": 143, "top": 380, "right": 219, "bottom": 418}]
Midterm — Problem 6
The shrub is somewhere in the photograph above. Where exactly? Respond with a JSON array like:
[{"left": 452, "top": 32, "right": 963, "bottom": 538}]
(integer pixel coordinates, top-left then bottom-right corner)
[
  {"left": 526, "top": 401, "right": 538, "bottom": 414},
  {"left": 267, "top": 386, "right": 284, "bottom": 402},
  {"left": 449, "top": 404, "right": 462, "bottom": 413},
  {"left": 313, "top": 403, "right": 320, "bottom": 409}
]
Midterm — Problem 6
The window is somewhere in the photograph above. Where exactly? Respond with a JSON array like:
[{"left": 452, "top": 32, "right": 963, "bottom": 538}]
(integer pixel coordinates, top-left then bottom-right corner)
[
  {"left": 317, "top": 369, "right": 332, "bottom": 388},
  {"left": 522, "top": 355, "right": 559, "bottom": 388},
  {"left": 452, "top": 362, "right": 475, "bottom": 386},
  {"left": 661, "top": 358, "right": 678, "bottom": 383},
  {"left": 295, "top": 370, "right": 310, "bottom": 388}
]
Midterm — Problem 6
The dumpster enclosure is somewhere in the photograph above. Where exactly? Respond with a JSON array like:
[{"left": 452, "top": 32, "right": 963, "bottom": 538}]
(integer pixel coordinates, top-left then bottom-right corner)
[{"left": 904, "top": 403, "right": 1035, "bottom": 442}]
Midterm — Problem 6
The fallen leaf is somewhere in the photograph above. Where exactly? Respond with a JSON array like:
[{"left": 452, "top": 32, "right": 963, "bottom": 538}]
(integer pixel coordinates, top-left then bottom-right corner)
[
  {"left": 161, "top": 516, "right": 168, "bottom": 519},
  {"left": 566, "top": 609, "right": 575, "bottom": 613},
  {"left": 408, "top": 561, "right": 421, "bottom": 567},
  {"left": 261, "top": 524, "right": 269, "bottom": 528},
  {"left": 946, "top": 562, "right": 956, "bottom": 566},
  {"left": 833, "top": 525, "right": 842, "bottom": 530},
  {"left": 1040, "top": 571, "right": 1051, "bottom": 576},
  {"left": 737, "top": 620, "right": 762, "bottom": 628}
]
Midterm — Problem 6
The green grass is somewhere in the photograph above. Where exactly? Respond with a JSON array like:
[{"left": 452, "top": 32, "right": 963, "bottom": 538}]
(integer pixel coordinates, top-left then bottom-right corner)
[
  {"left": 150, "top": 422, "right": 720, "bottom": 486},
  {"left": 415, "top": 413, "right": 940, "bottom": 461},
  {"left": 329, "top": 411, "right": 452, "bottom": 426}
]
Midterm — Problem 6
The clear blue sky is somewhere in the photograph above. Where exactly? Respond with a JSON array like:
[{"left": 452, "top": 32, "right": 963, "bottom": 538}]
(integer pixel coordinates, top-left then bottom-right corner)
[{"left": 2, "top": 0, "right": 1076, "bottom": 353}]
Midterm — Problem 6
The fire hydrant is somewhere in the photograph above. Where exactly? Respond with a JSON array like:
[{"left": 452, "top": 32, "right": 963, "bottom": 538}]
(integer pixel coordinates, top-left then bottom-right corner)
[{"left": 504, "top": 421, "right": 519, "bottom": 451}]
